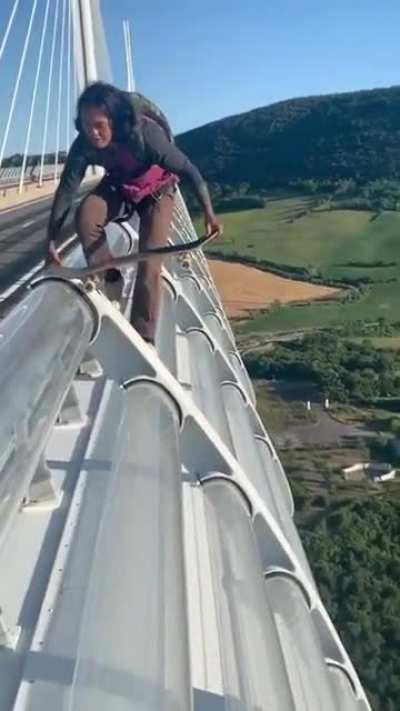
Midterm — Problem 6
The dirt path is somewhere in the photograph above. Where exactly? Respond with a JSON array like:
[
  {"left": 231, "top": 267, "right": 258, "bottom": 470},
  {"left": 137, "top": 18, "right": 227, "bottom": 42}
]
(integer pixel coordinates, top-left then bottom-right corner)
[{"left": 207, "top": 259, "right": 341, "bottom": 318}]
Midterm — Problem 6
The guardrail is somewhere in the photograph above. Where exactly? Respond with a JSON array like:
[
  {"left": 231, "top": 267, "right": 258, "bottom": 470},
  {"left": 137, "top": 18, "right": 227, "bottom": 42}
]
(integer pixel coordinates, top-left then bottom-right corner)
[
  {"left": 0, "top": 195, "right": 371, "bottom": 710},
  {"left": 0, "top": 280, "right": 95, "bottom": 649},
  {"left": 0, "top": 222, "right": 133, "bottom": 649},
  {"left": 66, "top": 382, "right": 191, "bottom": 711},
  {"left": 0, "top": 165, "right": 59, "bottom": 193},
  {"left": 0, "top": 281, "right": 95, "bottom": 550}
]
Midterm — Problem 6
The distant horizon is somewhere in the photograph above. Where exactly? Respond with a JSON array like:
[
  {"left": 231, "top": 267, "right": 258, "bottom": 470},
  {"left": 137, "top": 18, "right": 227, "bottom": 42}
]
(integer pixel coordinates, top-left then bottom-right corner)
[
  {"left": 2, "top": 81, "right": 398, "bottom": 162},
  {"left": 1, "top": 0, "right": 399, "bottom": 154},
  {"left": 175, "top": 82, "right": 400, "bottom": 136}
]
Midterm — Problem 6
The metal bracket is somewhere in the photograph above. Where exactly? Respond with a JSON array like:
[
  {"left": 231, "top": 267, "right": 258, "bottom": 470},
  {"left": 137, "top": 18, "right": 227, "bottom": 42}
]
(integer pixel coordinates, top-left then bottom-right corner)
[
  {"left": 78, "top": 352, "right": 104, "bottom": 380},
  {"left": 23, "top": 454, "right": 62, "bottom": 511},
  {"left": 0, "top": 608, "right": 21, "bottom": 650},
  {"left": 55, "top": 383, "right": 87, "bottom": 428}
]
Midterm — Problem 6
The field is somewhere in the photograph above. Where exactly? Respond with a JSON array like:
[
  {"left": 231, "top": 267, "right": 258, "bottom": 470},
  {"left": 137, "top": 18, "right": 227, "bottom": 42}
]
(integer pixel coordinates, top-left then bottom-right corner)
[
  {"left": 202, "top": 185, "right": 400, "bottom": 711},
  {"left": 200, "top": 194, "right": 400, "bottom": 332},
  {"left": 238, "top": 282, "right": 400, "bottom": 333},
  {"left": 347, "top": 336, "right": 400, "bottom": 349},
  {"left": 254, "top": 379, "right": 400, "bottom": 509},
  {"left": 207, "top": 259, "right": 340, "bottom": 318}
]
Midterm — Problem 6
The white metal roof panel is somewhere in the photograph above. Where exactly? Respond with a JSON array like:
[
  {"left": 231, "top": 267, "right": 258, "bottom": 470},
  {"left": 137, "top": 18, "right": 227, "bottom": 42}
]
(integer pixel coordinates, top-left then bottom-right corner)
[{"left": 0, "top": 194, "right": 372, "bottom": 710}]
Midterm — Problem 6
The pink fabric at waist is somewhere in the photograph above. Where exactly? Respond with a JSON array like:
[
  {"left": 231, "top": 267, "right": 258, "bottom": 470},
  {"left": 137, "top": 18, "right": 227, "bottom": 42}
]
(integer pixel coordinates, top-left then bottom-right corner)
[{"left": 121, "top": 165, "right": 179, "bottom": 204}]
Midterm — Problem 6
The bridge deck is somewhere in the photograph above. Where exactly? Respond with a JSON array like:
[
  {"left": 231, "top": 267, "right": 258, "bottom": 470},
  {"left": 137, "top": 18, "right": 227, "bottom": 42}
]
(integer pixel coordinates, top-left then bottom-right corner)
[{"left": 0, "top": 203, "right": 370, "bottom": 710}]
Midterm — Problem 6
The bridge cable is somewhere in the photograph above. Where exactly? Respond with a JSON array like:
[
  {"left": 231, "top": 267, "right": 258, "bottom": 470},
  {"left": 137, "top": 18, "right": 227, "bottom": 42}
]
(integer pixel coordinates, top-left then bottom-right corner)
[
  {"left": 66, "top": 0, "right": 72, "bottom": 151},
  {"left": 55, "top": 0, "right": 67, "bottom": 183},
  {"left": 39, "top": 0, "right": 61, "bottom": 186},
  {"left": 19, "top": 0, "right": 52, "bottom": 194},
  {"left": 0, "top": 0, "right": 21, "bottom": 64},
  {"left": 0, "top": 0, "right": 40, "bottom": 171}
]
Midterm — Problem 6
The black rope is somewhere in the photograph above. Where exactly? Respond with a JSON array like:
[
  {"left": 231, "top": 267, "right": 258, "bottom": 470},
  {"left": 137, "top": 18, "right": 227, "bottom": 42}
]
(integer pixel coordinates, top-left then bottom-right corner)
[{"left": 46, "top": 229, "right": 220, "bottom": 280}]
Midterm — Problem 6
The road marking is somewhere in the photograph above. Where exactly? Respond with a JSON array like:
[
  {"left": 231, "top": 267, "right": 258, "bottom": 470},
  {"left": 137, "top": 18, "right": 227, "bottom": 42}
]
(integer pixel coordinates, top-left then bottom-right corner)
[
  {"left": 21, "top": 219, "right": 35, "bottom": 228},
  {"left": 0, "top": 233, "right": 78, "bottom": 303},
  {"left": 0, "top": 260, "right": 45, "bottom": 301},
  {"left": 0, "top": 179, "right": 96, "bottom": 216},
  {"left": 0, "top": 193, "right": 54, "bottom": 216}
]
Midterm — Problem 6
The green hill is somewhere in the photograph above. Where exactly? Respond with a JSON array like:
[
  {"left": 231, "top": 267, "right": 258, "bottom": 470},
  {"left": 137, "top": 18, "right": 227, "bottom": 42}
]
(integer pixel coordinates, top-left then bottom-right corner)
[
  {"left": 199, "top": 197, "right": 400, "bottom": 334},
  {"left": 176, "top": 86, "right": 400, "bottom": 190},
  {"left": 184, "top": 87, "right": 400, "bottom": 334}
]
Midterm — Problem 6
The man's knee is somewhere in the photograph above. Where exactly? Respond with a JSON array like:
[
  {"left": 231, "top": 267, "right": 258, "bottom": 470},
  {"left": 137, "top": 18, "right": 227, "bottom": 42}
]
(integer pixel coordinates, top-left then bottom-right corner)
[{"left": 75, "top": 194, "right": 107, "bottom": 240}]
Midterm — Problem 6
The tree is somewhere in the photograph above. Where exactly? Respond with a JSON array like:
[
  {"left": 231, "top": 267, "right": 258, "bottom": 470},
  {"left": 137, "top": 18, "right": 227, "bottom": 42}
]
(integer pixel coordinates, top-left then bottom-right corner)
[{"left": 300, "top": 499, "right": 400, "bottom": 710}]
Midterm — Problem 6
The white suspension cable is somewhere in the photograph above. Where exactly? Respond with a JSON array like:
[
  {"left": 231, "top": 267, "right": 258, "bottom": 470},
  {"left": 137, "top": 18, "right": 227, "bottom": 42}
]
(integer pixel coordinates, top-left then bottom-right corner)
[
  {"left": 0, "top": 0, "right": 21, "bottom": 64},
  {"left": 55, "top": 0, "right": 67, "bottom": 183},
  {"left": 123, "top": 21, "right": 129, "bottom": 90},
  {"left": 19, "top": 0, "right": 51, "bottom": 194},
  {"left": 123, "top": 20, "right": 135, "bottom": 92},
  {"left": 39, "top": 0, "right": 61, "bottom": 186},
  {"left": 79, "top": 0, "right": 98, "bottom": 83},
  {"left": 66, "top": 0, "right": 72, "bottom": 151},
  {"left": 127, "top": 22, "right": 135, "bottom": 91},
  {"left": 0, "top": 0, "right": 39, "bottom": 171}
]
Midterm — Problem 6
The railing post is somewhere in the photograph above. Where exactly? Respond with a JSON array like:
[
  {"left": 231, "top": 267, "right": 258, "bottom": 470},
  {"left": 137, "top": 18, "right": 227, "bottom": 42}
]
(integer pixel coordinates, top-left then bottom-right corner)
[
  {"left": 0, "top": 608, "right": 20, "bottom": 650},
  {"left": 23, "top": 453, "right": 61, "bottom": 511},
  {"left": 56, "top": 383, "right": 86, "bottom": 426}
]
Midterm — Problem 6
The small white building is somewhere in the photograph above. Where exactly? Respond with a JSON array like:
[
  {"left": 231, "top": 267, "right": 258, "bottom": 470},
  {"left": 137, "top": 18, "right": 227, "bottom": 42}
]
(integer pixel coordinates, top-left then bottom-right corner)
[
  {"left": 342, "top": 462, "right": 396, "bottom": 483},
  {"left": 373, "top": 469, "right": 396, "bottom": 483}
]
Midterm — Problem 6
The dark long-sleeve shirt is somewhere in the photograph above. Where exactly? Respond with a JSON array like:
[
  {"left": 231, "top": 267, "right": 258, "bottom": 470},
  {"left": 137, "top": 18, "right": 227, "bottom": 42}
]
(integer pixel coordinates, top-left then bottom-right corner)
[{"left": 47, "top": 118, "right": 211, "bottom": 243}]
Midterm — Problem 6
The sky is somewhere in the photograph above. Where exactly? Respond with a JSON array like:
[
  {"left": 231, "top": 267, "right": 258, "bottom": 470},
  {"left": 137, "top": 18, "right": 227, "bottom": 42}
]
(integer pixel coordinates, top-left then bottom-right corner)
[
  {"left": 107, "top": 0, "right": 400, "bottom": 134},
  {"left": 0, "top": 0, "right": 399, "bottom": 156}
]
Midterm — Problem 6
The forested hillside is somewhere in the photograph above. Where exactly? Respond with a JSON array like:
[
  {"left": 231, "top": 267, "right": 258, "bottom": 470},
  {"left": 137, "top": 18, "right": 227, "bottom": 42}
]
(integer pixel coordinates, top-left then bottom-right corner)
[
  {"left": 301, "top": 499, "right": 400, "bottom": 711},
  {"left": 177, "top": 86, "right": 400, "bottom": 192}
]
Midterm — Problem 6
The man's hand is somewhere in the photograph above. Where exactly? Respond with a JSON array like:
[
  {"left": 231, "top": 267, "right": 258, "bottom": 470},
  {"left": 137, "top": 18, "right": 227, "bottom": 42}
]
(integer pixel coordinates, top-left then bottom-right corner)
[
  {"left": 204, "top": 212, "right": 223, "bottom": 239},
  {"left": 46, "top": 240, "right": 62, "bottom": 266}
]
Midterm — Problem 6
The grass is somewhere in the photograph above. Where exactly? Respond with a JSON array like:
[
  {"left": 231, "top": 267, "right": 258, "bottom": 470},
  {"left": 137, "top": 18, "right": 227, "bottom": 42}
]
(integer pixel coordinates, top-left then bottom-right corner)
[
  {"left": 197, "top": 194, "right": 400, "bottom": 333},
  {"left": 254, "top": 380, "right": 316, "bottom": 433},
  {"left": 253, "top": 378, "right": 400, "bottom": 523},
  {"left": 255, "top": 383, "right": 379, "bottom": 512},
  {"left": 205, "top": 197, "right": 400, "bottom": 280},
  {"left": 238, "top": 282, "right": 400, "bottom": 333},
  {"left": 346, "top": 336, "right": 400, "bottom": 350}
]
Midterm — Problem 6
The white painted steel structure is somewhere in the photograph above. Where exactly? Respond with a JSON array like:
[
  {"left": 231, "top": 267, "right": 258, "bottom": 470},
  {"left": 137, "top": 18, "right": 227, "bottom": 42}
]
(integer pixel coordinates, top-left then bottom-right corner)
[
  {"left": 0, "top": 0, "right": 76, "bottom": 188},
  {"left": 0, "top": 0, "right": 40, "bottom": 172},
  {"left": 0, "top": 0, "right": 21, "bottom": 63},
  {"left": 123, "top": 20, "right": 135, "bottom": 92},
  {"left": 0, "top": 165, "right": 65, "bottom": 188},
  {"left": 72, "top": 0, "right": 112, "bottom": 91},
  {"left": 0, "top": 190, "right": 371, "bottom": 709},
  {"left": 18, "top": 0, "right": 52, "bottom": 194},
  {"left": 0, "top": 2, "right": 372, "bottom": 709}
]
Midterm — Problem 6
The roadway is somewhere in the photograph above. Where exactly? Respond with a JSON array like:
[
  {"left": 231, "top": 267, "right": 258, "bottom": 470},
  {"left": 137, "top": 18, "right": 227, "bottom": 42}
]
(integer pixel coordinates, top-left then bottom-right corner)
[{"left": 0, "top": 190, "right": 88, "bottom": 314}]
